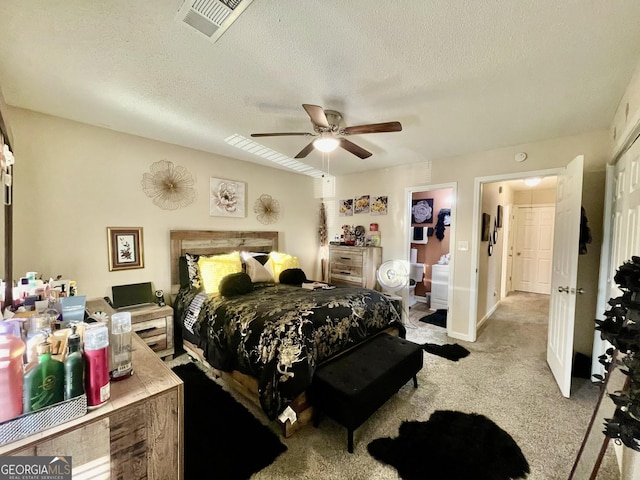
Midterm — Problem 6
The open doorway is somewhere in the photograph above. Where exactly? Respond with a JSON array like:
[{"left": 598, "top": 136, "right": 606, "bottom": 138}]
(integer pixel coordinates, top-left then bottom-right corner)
[
  {"left": 405, "top": 183, "right": 457, "bottom": 332},
  {"left": 476, "top": 175, "right": 558, "bottom": 330}
]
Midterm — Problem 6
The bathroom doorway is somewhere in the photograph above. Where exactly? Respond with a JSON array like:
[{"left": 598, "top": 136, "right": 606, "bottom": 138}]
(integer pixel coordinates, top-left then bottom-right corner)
[{"left": 406, "top": 184, "right": 456, "bottom": 314}]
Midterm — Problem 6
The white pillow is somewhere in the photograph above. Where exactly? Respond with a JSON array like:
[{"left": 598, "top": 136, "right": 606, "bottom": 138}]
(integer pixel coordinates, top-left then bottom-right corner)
[{"left": 241, "top": 252, "right": 274, "bottom": 283}]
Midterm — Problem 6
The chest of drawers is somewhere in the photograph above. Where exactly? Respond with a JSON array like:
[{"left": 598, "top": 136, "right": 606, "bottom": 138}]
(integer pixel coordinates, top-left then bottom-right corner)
[
  {"left": 86, "top": 298, "right": 174, "bottom": 360},
  {"left": 328, "top": 245, "right": 382, "bottom": 289}
]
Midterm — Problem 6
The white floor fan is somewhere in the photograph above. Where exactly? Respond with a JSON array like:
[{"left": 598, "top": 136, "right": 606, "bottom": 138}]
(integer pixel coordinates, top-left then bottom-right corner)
[{"left": 376, "top": 260, "right": 409, "bottom": 320}]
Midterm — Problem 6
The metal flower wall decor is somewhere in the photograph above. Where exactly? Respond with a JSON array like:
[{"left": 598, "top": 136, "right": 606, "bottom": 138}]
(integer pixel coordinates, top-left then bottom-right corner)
[
  {"left": 254, "top": 194, "right": 280, "bottom": 225},
  {"left": 141, "top": 160, "right": 196, "bottom": 210}
]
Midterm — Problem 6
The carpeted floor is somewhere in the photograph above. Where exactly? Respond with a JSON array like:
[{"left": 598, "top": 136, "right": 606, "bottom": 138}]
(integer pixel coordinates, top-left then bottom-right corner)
[{"left": 168, "top": 292, "right": 618, "bottom": 479}]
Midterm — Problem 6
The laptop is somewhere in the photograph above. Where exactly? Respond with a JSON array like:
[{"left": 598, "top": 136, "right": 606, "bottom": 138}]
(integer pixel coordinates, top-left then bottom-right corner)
[{"left": 111, "top": 282, "right": 156, "bottom": 310}]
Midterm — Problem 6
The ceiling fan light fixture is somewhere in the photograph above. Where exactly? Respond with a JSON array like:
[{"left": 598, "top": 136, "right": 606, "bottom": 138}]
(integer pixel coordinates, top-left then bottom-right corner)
[{"left": 313, "top": 136, "right": 339, "bottom": 153}]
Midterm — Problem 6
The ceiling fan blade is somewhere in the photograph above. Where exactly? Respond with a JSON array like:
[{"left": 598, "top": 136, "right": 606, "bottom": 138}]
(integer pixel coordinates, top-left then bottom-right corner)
[
  {"left": 251, "top": 132, "right": 313, "bottom": 137},
  {"left": 339, "top": 138, "right": 372, "bottom": 159},
  {"left": 343, "top": 121, "right": 402, "bottom": 135},
  {"left": 294, "top": 141, "right": 316, "bottom": 159},
  {"left": 302, "top": 104, "right": 330, "bottom": 128}
]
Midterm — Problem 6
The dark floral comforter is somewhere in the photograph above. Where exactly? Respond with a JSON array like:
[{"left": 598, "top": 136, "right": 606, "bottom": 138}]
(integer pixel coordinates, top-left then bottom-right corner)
[{"left": 174, "top": 284, "right": 403, "bottom": 420}]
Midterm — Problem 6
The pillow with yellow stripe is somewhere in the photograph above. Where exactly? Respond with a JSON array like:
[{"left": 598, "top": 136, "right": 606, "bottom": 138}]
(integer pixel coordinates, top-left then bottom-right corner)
[{"left": 198, "top": 251, "right": 243, "bottom": 294}]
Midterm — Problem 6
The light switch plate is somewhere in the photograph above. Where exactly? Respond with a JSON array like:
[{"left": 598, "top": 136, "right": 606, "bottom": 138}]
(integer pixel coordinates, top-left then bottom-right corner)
[{"left": 458, "top": 241, "right": 469, "bottom": 251}]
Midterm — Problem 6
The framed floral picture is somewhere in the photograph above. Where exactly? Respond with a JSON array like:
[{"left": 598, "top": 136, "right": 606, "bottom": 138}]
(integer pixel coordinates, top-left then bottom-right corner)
[
  {"left": 371, "top": 196, "right": 388, "bottom": 215},
  {"left": 412, "top": 198, "right": 434, "bottom": 224},
  {"left": 210, "top": 177, "right": 246, "bottom": 217},
  {"left": 339, "top": 199, "right": 354, "bottom": 216},
  {"left": 107, "top": 227, "right": 144, "bottom": 271},
  {"left": 354, "top": 195, "right": 370, "bottom": 214}
]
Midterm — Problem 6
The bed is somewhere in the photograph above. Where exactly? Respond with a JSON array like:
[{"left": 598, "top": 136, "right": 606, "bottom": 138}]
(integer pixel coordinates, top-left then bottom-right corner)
[{"left": 169, "top": 230, "right": 403, "bottom": 436}]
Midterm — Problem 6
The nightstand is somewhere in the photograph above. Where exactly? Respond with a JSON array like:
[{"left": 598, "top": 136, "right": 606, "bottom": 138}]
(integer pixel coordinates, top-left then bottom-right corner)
[{"left": 86, "top": 298, "right": 175, "bottom": 360}]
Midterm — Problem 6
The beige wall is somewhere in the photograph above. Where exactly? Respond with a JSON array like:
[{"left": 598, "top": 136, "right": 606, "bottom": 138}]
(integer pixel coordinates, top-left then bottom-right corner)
[
  {"left": 477, "top": 182, "right": 503, "bottom": 324},
  {"left": 4, "top": 106, "right": 612, "bottom": 342},
  {"left": 7, "top": 107, "right": 320, "bottom": 300},
  {"left": 328, "top": 129, "right": 611, "bottom": 340},
  {"left": 574, "top": 170, "right": 605, "bottom": 356},
  {"left": 514, "top": 188, "right": 556, "bottom": 205}
]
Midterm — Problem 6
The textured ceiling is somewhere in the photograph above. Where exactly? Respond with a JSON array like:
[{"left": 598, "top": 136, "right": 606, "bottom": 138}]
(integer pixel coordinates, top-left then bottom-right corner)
[{"left": 1, "top": 1, "right": 640, "bottom": 176}]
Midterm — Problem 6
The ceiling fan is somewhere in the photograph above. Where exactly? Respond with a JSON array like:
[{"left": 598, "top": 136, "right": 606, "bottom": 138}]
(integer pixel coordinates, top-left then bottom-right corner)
[{"left": 251, "top": 104, "right": 402, "bottom": 159}]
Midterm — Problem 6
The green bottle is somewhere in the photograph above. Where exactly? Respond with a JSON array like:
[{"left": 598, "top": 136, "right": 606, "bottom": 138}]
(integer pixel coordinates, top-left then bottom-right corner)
[
  {"left": 23, "top": 342, "right": 65, "bottom": 412},
  {"left": 64, "top": 326, "right": 85, "bottom": 400}
]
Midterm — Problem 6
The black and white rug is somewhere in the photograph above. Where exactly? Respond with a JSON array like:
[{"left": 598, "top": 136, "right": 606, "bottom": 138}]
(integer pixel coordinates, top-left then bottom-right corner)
[
  {"left": 368, "top": 410, "right": 529, "bottom": 480},
  {"left": 172, "top": 362, "right": 287, "bottom": 480}
]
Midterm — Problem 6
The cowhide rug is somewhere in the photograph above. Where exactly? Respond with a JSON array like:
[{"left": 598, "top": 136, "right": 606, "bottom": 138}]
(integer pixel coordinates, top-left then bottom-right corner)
[{"left": 368, "top": 410, "right": 529, "bottom": 480}]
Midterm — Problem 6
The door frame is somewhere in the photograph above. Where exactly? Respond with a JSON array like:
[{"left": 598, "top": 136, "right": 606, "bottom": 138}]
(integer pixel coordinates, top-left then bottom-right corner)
[
  {"left": 404, "top": 182, "right": 457, "bottom": 334},
  {"left": 470, "top": 168, "right": 562, "bottom": 340}
]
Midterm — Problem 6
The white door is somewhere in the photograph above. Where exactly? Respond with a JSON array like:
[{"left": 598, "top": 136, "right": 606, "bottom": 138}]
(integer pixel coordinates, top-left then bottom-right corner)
[
  {"left": 547, "top": 155, "right": 584, "bottom": 397},
  {"left": 513, "top": 205, "right": 555, "bottom": 294}
]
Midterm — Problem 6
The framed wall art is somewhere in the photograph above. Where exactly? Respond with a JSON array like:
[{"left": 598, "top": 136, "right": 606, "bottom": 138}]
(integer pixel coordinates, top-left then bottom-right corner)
[
  {"left": 354, "top": 195, "right": 370, "bottom": 214},
  {"left": 481, "top": 213, "right": 491, "bottom": 242},
  {"left": 339, "top": 199, "right": 354, "bottom": 216},
  {"left": 210, "top": 177, "right": 245, "bottom": 217},
  {"left": 371, "top": 196, "right": 388, "bottom": 215},
  {"left": 496, "top": 205, "right": 503, "bottom": 228},
  {"left": 107, "top": 227, "right": 144, "bottom": 271},
  {"left": 411, "top": 198, "right": 434, "bottom": 224}
]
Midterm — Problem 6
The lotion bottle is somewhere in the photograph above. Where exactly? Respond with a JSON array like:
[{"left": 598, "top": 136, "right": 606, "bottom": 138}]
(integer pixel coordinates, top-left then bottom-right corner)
[
  {"left": 0, "top": 321, "right": 26, "bottom": 422},
  {"left": 64, "top": 325, "right": 84, "bottom": 399},
  {"left": 23, "top": 342, "right": 65, "bottom": 412},
  {"left": 83, "top": 322, "right": 110, "bottom": 408}
]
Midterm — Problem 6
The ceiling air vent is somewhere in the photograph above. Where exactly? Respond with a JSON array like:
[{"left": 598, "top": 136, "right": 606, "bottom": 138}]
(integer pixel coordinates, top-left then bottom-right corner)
[{"left": 175, "top": 0, "right": 254, "bottom": 43}]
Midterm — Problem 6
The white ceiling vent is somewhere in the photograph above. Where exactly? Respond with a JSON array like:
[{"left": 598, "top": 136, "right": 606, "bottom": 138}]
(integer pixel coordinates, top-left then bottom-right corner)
[{"left": 175, "top": 0, "right": 254, "bottom": 43}]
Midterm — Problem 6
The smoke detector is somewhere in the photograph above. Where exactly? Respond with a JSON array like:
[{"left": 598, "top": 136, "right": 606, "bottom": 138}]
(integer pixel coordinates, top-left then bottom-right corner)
[{"left": 175, "top": 0, "right": 254, "bottom": 43}]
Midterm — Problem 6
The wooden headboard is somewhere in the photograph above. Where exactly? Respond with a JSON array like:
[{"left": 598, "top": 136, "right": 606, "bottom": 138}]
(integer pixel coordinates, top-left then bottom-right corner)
[{"left": 169, "top": 230, "right": 279, "bottom": 294}]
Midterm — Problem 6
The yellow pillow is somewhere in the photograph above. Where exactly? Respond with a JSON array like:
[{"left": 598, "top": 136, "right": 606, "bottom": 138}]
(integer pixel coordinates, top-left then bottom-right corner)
[
  {"left": 198, "top": 251, "right": 243, "bottom": 294},
  {"left": 265, "top": 252, "right": 300, "bottom": 283}
]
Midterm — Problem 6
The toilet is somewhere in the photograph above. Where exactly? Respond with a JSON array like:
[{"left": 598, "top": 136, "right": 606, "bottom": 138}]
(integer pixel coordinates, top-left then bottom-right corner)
[{"left": 409, "top": 263, "right": 424, "bottom": 307}]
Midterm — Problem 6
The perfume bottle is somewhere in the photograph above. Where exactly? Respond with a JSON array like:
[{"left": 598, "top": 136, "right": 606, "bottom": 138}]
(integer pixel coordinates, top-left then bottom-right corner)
[
  {"left": 23, "top": 342, "right": 65, "bottom": 413},
  {"left": 0, "top": 321, "right": 26, "bottom": 422},
  {"left": 109, "top": 312, "right": 133, "bottom": 381},
  {"left": 64, "top": 325, "right": 84, "bottom": 400}
]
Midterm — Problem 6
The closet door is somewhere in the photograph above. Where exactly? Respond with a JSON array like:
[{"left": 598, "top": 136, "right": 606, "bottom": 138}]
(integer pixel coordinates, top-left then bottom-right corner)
[
  {"left": 512, "top": 205, "right": 555, "bottom": 294},
  {"left": 609, "top": 139, "right": 640, "bottom": 301}
]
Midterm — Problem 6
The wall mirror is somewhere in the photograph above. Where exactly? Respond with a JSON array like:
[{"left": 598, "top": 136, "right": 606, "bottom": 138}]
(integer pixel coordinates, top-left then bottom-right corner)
[{"left": 0, "top": 108, "right": 11, "bottom": 307}]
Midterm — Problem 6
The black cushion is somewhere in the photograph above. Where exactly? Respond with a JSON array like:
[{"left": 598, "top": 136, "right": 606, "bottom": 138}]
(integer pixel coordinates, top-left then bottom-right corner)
[
  {"left": 279, "top": 268, "right": 307, "bottom": 285},
  {"left": 219, "top": 272, "right": 253, "bottom": 297}
]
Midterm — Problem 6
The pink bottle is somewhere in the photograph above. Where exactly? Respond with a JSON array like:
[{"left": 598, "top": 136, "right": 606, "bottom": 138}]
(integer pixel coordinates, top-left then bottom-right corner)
[
  {"left": 83, "top": 322, "right": 110, "bottom": 408},
  {"left": 0, "top": 321, "right": 26, "bottom": 422}
]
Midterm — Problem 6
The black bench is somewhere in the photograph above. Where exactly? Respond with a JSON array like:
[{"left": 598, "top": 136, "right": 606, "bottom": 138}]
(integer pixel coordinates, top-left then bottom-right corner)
[{"left": 310, "top": 333, "right": 424, "bottom": 453}]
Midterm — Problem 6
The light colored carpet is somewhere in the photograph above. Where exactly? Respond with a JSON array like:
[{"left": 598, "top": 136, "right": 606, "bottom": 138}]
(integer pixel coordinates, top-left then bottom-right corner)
[{"left": 169, "top": 292, "right": 618, "bottom": 479}]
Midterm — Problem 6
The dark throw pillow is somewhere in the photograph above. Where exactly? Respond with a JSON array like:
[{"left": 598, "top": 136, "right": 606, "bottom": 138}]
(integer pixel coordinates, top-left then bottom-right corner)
[
  {"left": 219, "top": 272, "right": 254, "bottom": 297},
  {"left": 279, "top": 268, "right": 307, "bottom": 286}
]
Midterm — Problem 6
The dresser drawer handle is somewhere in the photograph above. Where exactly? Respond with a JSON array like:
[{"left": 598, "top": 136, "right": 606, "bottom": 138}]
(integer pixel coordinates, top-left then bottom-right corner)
[
  {"left": 137, "top": 327, "right": 157, "bottom": 334},
  {"left": 339, "top": 257, "right": 352, "bottom": 260},
  {"left": 147, "top": 343, "right": 158, "bottom": 349},
  {"left": 340, "top": 271, "right": 351, "bottom": 275}
]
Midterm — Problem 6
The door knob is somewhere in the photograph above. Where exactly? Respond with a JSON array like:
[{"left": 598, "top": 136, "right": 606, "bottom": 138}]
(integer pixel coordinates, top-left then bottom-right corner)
[
  {"left": 576, "top": 288, "right": 585, "bottom": 295},
  {"left": 558, "top": 286, "right": 570, "bottom": 293}
]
